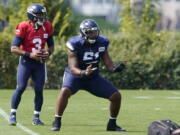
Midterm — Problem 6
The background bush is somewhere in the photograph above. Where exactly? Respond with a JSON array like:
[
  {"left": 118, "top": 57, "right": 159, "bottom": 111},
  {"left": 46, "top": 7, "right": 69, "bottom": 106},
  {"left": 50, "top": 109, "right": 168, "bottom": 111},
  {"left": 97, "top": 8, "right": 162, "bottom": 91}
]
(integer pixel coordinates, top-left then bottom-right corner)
[
  {"left": 0, "top": 0, "right": 179, "bottom": 89},
  {"left": 101, "top": 31, "right": 180, "bottom": 89}
]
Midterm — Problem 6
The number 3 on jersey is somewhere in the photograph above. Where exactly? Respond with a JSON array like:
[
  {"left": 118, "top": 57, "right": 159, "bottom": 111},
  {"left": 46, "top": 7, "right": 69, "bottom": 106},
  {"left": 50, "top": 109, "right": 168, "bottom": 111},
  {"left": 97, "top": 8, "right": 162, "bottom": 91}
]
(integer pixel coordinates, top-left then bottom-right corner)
[
  {"left": 32, "top": 38, "right": 42, "bottom": 52},
  {"left": 83, "top": 52, "right": 99, "bottom": 61}
]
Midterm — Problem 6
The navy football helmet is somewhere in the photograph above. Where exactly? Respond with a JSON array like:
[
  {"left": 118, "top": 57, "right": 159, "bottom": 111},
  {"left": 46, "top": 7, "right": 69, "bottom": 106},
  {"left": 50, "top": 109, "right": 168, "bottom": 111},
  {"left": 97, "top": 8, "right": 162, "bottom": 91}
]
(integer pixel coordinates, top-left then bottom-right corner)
[
  {"left": 27, "top": 3, "right": 47, "bottom": 26},
  {"left": 80, "top": 19, "right": 99, "bottom": 44}
]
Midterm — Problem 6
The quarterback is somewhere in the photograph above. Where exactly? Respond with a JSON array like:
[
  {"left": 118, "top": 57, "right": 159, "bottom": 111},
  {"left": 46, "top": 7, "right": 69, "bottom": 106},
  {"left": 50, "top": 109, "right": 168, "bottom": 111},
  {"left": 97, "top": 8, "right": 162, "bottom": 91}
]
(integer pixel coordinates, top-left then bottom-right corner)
[{"left": 9, "top": 3, "right": 54, "bottom": 125}]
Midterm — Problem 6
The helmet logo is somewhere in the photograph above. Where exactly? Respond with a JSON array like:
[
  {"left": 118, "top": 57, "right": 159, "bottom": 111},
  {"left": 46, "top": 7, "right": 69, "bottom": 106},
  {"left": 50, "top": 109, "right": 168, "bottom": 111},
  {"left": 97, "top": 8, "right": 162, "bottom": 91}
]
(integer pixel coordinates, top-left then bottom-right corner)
[
  {"left": 85, "top": 22, "right": 89, "bottom": 26},
  {"left": 27, "top": 8, "right": 33, "bottom": 12}
]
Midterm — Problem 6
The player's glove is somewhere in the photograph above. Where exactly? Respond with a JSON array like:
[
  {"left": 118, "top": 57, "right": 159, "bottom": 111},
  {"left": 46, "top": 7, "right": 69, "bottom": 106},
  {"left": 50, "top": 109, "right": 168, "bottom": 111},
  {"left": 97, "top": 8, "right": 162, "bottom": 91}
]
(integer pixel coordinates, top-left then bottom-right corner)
[{"left": 113, "top": 62, "right": 126, "bottom": 72}]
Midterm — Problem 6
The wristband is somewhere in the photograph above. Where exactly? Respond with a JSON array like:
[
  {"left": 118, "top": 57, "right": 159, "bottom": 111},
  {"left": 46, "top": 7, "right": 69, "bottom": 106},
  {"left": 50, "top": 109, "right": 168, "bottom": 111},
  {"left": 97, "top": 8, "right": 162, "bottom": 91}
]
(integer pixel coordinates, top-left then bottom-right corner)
[
  {"left": 24, "top": 52, "right": 30, "bottom": 58},
  {"left": 80, "top": 70, "right": 86, "bottom": 78}
]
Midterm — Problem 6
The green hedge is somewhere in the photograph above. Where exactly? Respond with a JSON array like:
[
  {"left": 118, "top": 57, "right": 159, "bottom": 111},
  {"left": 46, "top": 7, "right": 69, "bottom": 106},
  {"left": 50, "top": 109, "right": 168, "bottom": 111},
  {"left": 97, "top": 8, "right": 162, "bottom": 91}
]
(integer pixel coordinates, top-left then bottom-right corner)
[
  {"left": 45, "top": 42, "right": 68, "bottom": 89},
  {"left": 1, "top": 0, "right": 179, "bottom": 89},
  {"left": 0, "top": 31, "right": 179, "bottom": 89},
  {"left": 100, "top": 31, "right": 180, "bottom": 89},
  {"left": 0, "top": 33, "right": 18, "bottom": 88}
]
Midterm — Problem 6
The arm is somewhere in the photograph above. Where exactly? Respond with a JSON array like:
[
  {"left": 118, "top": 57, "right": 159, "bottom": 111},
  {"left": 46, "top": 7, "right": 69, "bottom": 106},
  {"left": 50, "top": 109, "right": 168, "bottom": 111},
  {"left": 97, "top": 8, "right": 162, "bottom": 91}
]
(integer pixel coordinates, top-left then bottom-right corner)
[
  {"left": 68, "top": 49, "right": 81, "bottom": 76},
  {"left": 39, "top": 36, "right": 55, "bottom": 62},
  {"left": 11, "top": 36, "right": 44, "bottom": 61},
  {"left": 68, "top": 50, "right": 97, "bottom": 77},
  {"left": 11, "top": 36, "right": 26, "bottom": 56},
  {"left": 102, "top": 51, "right": 126, "bottom": 72},
  {"left": 102, "top": 51, "right": 114, "bottom": 72},
  {"left": 46, "top": 36, "right": 54, "bottom": 55},
  {"left": 11, "top": 46, "right": 26, "bottom": 56},
  {"left": 11, "top": 45, "right": 44, "bottom": 61}
]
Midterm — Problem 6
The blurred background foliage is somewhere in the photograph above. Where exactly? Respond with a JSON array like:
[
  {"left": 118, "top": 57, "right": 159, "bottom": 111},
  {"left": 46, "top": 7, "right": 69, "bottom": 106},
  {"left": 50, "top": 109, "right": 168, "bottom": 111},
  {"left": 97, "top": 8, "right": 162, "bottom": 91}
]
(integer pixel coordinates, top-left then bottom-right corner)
[{"left": 0, "top": 0, "right": 179, "bottom": 89}]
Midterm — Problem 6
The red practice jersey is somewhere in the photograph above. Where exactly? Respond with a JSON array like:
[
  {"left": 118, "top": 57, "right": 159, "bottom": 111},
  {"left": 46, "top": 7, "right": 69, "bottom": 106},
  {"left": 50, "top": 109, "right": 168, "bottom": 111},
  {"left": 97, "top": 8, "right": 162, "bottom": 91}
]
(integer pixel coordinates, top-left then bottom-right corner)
[{"left": 15, "top": 21, "right": 53, "bottom": 52}]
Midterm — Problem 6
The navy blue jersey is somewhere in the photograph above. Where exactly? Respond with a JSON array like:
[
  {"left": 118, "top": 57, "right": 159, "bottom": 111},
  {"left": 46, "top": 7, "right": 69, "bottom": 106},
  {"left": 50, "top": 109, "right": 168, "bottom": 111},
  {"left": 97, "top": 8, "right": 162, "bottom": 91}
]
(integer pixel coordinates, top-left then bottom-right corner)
[{"left": 66, "top": 35, "right": 109, "bottom": 76}]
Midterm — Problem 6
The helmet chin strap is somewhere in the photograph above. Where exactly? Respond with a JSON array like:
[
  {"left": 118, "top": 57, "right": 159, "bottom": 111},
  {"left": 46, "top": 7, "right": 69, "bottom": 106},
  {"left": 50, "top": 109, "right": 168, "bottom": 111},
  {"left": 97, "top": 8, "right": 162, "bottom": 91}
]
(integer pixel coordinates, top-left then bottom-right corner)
[
  {"left": 37, "top": 19, "right": 43, "bottom": 26},
  {"left": 84, "top": 36, "right": 96, "bottom": 44},
  {"left": 34, "top": 23, "right": 42, "bottom": 30},
  {"left": 34, "top": 23, "right": 39, "bottom": 29},
  {"left": 33, "top": 19, "right": 44, "bottom": 30}
]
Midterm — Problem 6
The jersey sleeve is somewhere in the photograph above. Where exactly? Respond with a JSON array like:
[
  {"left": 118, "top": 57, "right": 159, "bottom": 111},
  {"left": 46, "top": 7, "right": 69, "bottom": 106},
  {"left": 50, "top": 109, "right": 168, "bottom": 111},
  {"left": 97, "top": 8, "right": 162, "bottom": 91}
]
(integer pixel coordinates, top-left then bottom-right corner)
[
  {"left": 66, "top": 41, "right": 76, "bottom": 52},
  {"left": 11, "top": 36, "right": 24, "bottom": 46},
  {"left": 66, "top": 37, "right": 78, "bottom": 53},
  {"left": 99, "top": 36, "right": 109, "bottom": 53},
  {"left": 14, "top": 22, "right": 27, "bottom": 38}
]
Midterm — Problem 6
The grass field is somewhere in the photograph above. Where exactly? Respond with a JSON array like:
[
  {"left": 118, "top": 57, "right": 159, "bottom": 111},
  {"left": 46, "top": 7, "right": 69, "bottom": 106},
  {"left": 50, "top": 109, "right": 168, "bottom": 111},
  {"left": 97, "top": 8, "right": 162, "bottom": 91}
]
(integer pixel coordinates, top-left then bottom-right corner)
[{"left": 0, "top": 89, "right": 180, "bottom": 135}]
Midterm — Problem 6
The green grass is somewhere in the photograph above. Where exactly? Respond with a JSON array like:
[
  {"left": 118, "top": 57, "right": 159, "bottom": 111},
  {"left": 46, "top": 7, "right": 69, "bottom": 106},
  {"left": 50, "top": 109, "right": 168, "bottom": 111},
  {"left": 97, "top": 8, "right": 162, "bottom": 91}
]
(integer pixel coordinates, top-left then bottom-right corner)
[{"left": 0, "top": 89, "right": 180, "bottom": 135}]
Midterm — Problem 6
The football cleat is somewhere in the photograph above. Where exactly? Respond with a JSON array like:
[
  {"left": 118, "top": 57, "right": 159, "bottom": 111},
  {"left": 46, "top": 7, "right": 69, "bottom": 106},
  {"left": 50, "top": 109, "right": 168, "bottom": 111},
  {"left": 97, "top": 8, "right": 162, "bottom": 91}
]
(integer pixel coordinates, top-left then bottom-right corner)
[
  {"left": 107, "top": 122, "right": 126, "bottom": 131},
  {"left": 51, "top": 120, "right": 61, "bottom": 131},
  {"left": 9, "top": 113, "right": 17, "bottom": 126},
  {"left": 32, "top": 118, "right": 44, "bottom": 125}
]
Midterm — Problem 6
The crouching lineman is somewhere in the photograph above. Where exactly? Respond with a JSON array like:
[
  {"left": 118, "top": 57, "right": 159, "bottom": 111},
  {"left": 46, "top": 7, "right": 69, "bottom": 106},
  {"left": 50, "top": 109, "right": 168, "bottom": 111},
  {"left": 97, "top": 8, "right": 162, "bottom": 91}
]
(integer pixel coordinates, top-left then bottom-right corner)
[{"left": 51, "top": 19, "right": 126, "bottom": 131}]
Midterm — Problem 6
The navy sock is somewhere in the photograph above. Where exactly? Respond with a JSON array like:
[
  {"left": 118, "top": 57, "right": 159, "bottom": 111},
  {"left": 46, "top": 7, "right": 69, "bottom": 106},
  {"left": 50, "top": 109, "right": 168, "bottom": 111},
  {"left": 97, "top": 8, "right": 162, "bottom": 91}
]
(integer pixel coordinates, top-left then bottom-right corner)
[
  {"left": 34, "top": 114, "right": 39, "bottom": 118},
  {"left": 109, "top": 118, "right": 116, "bottom": 124},
  {"left": 55, "top": 116, "right": 61, "bottom": 122},
  {"left": 11, "top": 112, "right": 16, "bottom": 116}
]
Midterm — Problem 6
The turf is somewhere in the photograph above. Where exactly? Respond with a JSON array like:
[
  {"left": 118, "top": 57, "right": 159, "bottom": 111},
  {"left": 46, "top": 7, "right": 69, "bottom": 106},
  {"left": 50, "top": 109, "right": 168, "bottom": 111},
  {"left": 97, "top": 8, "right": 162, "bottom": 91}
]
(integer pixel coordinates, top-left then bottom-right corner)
[{"left": 0, "top": 89, "right": 180, "bottom": 135}]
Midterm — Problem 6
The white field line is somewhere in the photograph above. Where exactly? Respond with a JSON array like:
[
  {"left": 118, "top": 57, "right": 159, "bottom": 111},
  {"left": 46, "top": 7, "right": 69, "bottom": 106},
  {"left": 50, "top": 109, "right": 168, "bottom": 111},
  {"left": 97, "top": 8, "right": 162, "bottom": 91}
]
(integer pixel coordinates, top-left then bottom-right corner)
[
  {"left": 47, "top": 106, "right": 54, "bottom": 110},
  {"left": 134, "top": 96, "right": 153, "bottom": 99},
  {"left": 134, "top": 96, "right": 180, "bottom": 100},
  {"left": 101, "top": 107, "right": 108, "bottom": 110},
  {"left": 0, "top": 108, "right": 40, "bottom": 135},
  {"left": 172, "top": 92, "right": 180, "bottom": 95},
  {"left": 154, "top": 107, "right": 161, "bottom": 111},
  {"left": 166, "top": 97, "right": 180, "bottom": 99}
]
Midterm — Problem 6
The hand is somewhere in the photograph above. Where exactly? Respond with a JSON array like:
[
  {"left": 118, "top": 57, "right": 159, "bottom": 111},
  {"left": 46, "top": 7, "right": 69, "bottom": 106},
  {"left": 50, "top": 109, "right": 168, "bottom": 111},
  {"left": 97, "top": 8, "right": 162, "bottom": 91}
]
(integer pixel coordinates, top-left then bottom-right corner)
[
  {"left": 85, "top": 65, "right": 97, "bottom": 76},
  {"left": 30, "top": 51, "right": 43, "bottom": 62},
  {"left": 113, "top": 62, "right": 126, "bottom": 72},
  {"left": 80, "top": 65, "right": 97, "bottom": 77},
  {"left": 39, "top": 50, "right": 49, "bottom": 62}
]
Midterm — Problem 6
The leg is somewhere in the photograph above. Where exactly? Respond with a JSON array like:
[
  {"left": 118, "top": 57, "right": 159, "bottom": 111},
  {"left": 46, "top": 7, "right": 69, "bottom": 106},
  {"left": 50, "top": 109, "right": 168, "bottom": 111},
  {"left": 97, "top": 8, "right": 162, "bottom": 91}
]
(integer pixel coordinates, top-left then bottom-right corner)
[
  {"left": 85, "top": 75, "right": 126, "bottom": 131},
  {"left": 55, "top": 88, "right": 72, "bottom": 116},
  {"left": 31, "top": 63, "right": 45, "bottom": 125},
  {"left": 9, "top": 61, "right": 30, "bottom": 125},
  {"left": 109, "top": 91, "right": 121, "bottom": 118},
  {"left": 107, "top": 91, "right": 126, "bottom": 131},
  {"left": 51, "top": 88, "right": 72, "bottom": 131},
  {"left": 51, "top": 71, "right": 82, "bottom": 131}
]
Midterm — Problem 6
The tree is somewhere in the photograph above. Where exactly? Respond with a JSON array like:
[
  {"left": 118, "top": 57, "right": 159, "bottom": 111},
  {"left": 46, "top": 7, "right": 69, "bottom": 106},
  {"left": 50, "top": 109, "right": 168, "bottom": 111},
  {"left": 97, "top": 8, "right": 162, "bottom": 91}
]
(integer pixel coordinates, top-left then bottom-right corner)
[
  {"left": 118, "top": 0, "right": 160, "bottom": 33},
  {"left": 44, "top": 0, "right": 77, "bottom": 41},
  {"left": 3, "top": 0, "right": 77, "bottom": 40},
  {"left": 0, "top": 0, "right": 77, "bottom": 88}
]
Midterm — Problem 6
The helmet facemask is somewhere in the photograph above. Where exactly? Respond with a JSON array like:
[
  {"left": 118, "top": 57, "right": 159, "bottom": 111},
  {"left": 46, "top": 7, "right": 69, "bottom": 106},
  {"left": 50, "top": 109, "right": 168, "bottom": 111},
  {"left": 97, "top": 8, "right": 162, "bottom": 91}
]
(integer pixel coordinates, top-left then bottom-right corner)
[
  {"left": 34, "top": 13, "right": 46, "bottom": 26},
  {"left": 82, "top": 27, "right": 99, "bottom": 44}
]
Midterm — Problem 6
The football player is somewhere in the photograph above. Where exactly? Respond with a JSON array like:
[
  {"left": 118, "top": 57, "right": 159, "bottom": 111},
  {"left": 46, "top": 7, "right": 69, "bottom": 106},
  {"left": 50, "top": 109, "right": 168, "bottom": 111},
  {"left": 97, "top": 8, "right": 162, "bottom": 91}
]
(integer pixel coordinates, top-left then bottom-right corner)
[
  {"left": 9, "top": 3, "right": 54, "bottom": 125},
  {"left": 51, "top": 19, "right": 126, "bottom": 131}
]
